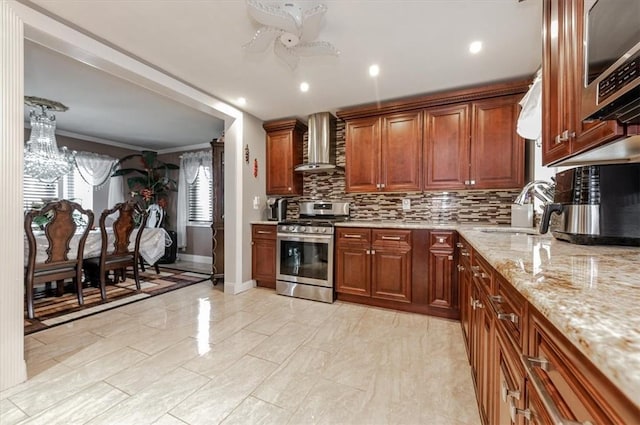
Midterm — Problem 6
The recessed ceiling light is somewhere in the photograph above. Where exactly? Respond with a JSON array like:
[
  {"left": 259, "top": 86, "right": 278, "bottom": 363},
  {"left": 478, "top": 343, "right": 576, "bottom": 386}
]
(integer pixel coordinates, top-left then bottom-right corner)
[
  {"left": 237, "top": 97, "right": 247, "bottom": 106},
  {"left": 469, "top": 41, "right": 483, "bottom": 54},
  {"left": 369, "top": 64, "right": 380, "bottom": 77},
  {"left": 299, "top": 82, "right": 310, "bottom": 92}
]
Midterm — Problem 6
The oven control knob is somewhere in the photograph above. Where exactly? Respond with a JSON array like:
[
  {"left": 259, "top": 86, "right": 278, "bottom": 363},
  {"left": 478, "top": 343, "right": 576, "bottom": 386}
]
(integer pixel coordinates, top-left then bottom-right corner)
[
  {"left": 300, "top": 226, "right": 306, "bottom": 232},
  {"left": 288, "top": 226, "right": 295, "bottom": 232},
  {"left": 320, "top": 228, "right": 327, "bottom": 233}
]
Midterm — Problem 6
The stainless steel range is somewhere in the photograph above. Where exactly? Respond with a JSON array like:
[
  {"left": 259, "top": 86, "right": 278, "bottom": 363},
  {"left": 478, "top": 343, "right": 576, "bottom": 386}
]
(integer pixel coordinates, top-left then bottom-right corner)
[{"left": 276, "top": 201, "right": 349, "bottom": 303}]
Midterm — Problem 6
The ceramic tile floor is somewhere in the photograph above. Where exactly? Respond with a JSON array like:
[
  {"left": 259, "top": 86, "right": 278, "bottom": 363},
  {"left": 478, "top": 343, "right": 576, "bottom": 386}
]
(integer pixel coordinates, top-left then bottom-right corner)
[{"left": 1, "top": 281, "right": 481, "bottom": 425}]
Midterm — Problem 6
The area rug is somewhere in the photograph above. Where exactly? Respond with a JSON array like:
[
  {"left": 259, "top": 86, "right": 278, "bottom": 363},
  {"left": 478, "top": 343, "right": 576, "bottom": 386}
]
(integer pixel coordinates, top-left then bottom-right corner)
[{"left": 24, "top": 268, "right": 211, "bottom": 335}]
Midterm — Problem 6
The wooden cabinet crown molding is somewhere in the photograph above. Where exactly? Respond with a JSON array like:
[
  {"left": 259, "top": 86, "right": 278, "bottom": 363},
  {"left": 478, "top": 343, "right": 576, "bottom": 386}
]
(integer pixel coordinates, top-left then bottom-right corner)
[
  {"left": 263, "top": 118, "right": 308, "bottom": 133},
  {"left": 337, "top": 79, "right": 531, "bottom": 120}
]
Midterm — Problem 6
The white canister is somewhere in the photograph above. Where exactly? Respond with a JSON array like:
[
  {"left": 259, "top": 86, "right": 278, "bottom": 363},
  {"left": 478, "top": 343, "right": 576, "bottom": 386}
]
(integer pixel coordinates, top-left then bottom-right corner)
[{"left": 511, "top": 204, "right": 533, "bottom": 228}]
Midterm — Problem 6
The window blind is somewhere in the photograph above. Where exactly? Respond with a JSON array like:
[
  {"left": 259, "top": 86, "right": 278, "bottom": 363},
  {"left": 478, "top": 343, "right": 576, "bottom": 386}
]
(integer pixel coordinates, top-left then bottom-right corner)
[
  {"left": 188, "top": 166, "right": 212, "bottom": 223},
  {"left": 23, "top": 175, "right": 58, "bottom": 209}
]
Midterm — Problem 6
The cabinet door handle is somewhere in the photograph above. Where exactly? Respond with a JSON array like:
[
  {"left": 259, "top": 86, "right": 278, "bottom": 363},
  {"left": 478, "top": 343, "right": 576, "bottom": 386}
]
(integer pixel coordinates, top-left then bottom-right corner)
[
  {"left": 469, "top": 180, "right": 475, "bottom": 185},
  {"left": 257, "top": 230, "right": 272, "bottom": 234},
  {"left": 461, "top": 251, "right": 470, "bottom": 257},
  {"left": 509, "top": 398, "right": 531, "bottom": 423},
  {"left": 464, "top": 180, "right": 470, "bottom": 185},
  {"left": 376, "top": 183, "right": 381, "bottom": 189},
  {"left": 381, "top": 236, "right": 401, "bottom": 241},
  {"left": 343, "top": 234, "right": 362, "bottom": 239},
  {"left": 371, "top": 249, "right": 376, "bottom": 255},
  {"left": 447, "top": 255, "right": 453, "bottom": 260},
  {"left": 456, "top": 242, "right": 463, "bottom": 248},
  {"left": 457, "top": 265, "right": 465, "bottom": 271},
  {"left": 522, "top": 355, "right": 592, "bottom": 425},
  {"left": 437, "top": 237, "right": 446, "bottom": 243},
  {"left": 366, "top": 250, "right": 370, "bottom": 255},
  {"left": 288, "top": 187, "right": 292, "bottom": 191}
]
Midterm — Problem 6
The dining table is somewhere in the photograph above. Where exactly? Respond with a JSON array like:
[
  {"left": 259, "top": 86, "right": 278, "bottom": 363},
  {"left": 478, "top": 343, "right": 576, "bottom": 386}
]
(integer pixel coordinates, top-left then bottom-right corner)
[{"left": 26, "top": 227, "right": 172, "bottom": 266}]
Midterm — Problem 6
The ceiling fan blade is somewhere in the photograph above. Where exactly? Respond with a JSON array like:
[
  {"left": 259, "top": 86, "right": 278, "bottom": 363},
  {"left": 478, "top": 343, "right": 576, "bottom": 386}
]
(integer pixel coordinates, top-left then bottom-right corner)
[
  {"left": 246, "top": 0, "right": 299, "bottom": 35},
  {"left": 243, "top": 26, "right": 281, "bottom": 52},
  {"left": 274, "top": 41, "right": 300, "bottom": 69},
  {"left": 300, "top": 4, "right": 327, "bottom": 42},
  {"left": 292, "top": 41, "right": 340, "bottom": 57}
]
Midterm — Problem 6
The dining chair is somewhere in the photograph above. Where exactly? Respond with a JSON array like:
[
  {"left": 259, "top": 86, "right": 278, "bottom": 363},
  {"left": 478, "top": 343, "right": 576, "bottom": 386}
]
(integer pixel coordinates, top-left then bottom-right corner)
[
  {"left": 139, "top": 204, "right": 163, "bottom": 274},
  {"left": 83, "top": 200, "right": 148, "bottom": 301},
  {"left": 24, "top": 200, "right": 94, "bottom": 319}
]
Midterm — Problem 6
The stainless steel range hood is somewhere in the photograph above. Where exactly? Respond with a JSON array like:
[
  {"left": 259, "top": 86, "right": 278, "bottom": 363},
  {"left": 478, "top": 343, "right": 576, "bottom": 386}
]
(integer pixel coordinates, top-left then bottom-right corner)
[{"left": 295, "top": 112, "right": 342, "bottom": 172}]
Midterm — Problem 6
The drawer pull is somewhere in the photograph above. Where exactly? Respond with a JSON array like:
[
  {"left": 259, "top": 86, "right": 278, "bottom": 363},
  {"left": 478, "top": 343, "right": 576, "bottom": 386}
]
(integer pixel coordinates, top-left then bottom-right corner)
[
  {"left": 457, "top": 265, "right": 465, "bottom": 271},
  {"left": 461, "top": 251, "right": 470, "bottom": 257},
  {"left": 381, "top": 236, "right": 401, "bottom": 241},
  {"left": 487, "top": 295, "right": 519, "bottom": 325},
  {"left": 523, "top": 355, "right": 593, "bottom": 425},
  {"left": 509, "top": 399, "right": 531, "bottom": 423},
  {"left": 447, "top": 255, "right": 453, "bottom": 261},
  {"left": 501, "top": 380, "right": 521, "bottom": 402},
  {"left": 256, "top": 230, "right": 272, "bottom": 234},
  {"left": 437, "top": 237, "right": 446, "bottom": 243},
  {"left": 456, "top": 242, "right": 463, "bottom": 248},
  {"left": 471, "top": 266, "right": 480, "bottom": 272},
  {"left": 343, "top": 234, "right": 363, "bottom": 239}
]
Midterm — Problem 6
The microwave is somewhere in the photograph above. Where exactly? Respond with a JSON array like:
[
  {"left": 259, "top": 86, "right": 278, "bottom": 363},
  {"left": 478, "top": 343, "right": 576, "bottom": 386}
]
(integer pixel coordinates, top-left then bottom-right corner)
[{"left": 581, "top": 0, "right": 640, "bottom": 124}]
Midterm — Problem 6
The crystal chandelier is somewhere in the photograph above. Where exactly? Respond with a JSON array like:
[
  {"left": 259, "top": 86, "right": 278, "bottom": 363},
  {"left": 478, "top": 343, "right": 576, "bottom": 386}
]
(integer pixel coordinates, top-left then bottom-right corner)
[{"left": 24, "top": 96, "right": 75, "bottom": 184}]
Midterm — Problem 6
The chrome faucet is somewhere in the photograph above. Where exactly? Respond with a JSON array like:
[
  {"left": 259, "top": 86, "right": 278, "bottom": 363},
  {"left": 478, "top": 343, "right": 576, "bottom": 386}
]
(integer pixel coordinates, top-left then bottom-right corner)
[{"left": 514, "top": 180, "right": 555, "bottom": 205}]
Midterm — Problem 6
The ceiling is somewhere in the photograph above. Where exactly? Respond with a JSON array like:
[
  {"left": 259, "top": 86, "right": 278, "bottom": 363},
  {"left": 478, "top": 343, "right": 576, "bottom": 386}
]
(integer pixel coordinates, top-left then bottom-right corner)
[{"left": 24, "top": 0, "right": 543, "bottom": 150}]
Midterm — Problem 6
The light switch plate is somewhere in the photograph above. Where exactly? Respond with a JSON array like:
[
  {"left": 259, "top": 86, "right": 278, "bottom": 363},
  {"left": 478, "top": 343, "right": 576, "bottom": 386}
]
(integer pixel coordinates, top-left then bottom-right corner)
[
  {"left": 253, "top": 196, "right": 261, "bottom": 210},
  {"left": 402, "top": 198, "right": 411, "bottom": 210}
]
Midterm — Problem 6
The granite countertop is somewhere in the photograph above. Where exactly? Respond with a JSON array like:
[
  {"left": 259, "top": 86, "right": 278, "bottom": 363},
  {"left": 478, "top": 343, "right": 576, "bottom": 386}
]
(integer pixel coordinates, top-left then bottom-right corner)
[{"left": 457, "top": 228, "right": 640, "bottom": 409}]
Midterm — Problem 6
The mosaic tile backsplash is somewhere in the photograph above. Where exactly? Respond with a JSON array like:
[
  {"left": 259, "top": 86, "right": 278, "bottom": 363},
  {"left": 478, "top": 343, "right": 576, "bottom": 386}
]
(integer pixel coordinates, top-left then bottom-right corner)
[{"left": 284, "top": 119, "right": 521, "bottom": 224}]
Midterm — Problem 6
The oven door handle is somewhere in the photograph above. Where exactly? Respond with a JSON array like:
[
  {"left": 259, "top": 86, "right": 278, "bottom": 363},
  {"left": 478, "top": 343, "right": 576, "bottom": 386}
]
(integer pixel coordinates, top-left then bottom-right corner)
[{"left": 277, "top": 234, "right": 333, "bottom": 243}]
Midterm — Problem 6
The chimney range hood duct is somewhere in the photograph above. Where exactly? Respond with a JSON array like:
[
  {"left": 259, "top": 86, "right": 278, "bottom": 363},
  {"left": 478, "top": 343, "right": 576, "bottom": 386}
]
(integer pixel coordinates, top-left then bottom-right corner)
[{"left": 295, "top": 112, "right": 342, "bottom": 172}]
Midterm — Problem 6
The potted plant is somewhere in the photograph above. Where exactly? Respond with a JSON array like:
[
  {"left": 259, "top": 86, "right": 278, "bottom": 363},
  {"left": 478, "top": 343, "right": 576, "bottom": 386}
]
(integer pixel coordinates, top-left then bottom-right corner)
[{"left": 111, "top": 151, "right": 179, "bottom": 213}]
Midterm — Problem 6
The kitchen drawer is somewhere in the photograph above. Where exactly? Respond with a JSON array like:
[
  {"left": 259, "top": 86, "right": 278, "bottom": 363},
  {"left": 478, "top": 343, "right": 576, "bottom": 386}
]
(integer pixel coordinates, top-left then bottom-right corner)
[
  {"left": 336, "top": 228, "right": 371, "bottom": 245},
  {"left": 372, "top": 229, "right": 412, "bottom": 248},
  {"left": 430, "top": 231, "right": 455, "bottom": 250},
  {"left": 488, "top": 273, "right": 527, "bottom": 353},
  {"left": 471, "top": 252, "right": 492, "bottom": 294},
  {"left": 524, "top": 307, "right": 640, "bottom": 424},
  {"left": 252, "top": 224, "right": 277, "bottom": 240}
]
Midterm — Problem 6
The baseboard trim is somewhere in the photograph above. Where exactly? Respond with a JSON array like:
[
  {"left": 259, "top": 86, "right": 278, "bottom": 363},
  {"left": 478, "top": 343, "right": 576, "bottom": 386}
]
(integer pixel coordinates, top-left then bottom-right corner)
[
  {"left": 225, "top": 279, "right": 256, "bottom": 295},
  {"left": 177, "top": 254, "right": 212, "bottom": 264}
]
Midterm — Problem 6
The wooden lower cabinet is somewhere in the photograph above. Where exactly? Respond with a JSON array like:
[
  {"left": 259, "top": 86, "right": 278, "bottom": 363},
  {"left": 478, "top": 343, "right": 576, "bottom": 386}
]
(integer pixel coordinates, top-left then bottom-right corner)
[
  {"left": 251, "top": 224, "right": 277, "bottom": 288},
  {"left": 464, "top": 247, "right": 640, "bottom": 425},
  {"left": 335, "top": 228, "right": 411, "bottom": 304},
  {"left": 427, "top": 231, "right": 458, "bottom": 317}
]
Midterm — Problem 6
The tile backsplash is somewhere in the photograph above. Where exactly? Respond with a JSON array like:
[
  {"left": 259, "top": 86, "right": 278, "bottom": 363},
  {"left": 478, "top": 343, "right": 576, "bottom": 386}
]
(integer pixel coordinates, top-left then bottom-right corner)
[{"left": 285, "top": 119, "right": 520, "bottom": 224}]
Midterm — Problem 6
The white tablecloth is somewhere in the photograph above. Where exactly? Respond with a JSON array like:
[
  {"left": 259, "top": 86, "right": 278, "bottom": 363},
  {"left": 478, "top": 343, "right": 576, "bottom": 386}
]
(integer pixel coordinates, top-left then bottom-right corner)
[{"left": 26, "top": 227, "right": 172, "bottom": 266}]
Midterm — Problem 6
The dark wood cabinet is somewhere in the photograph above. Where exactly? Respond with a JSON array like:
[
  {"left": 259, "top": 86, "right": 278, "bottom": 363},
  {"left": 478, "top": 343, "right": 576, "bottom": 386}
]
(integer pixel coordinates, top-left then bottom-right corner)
[
  {"left": 457, "top": 238, "right": 472, "bottom": 352},
  {"left": 210, "top": 139, "right": 224, "bottom": 281},
  {"left": 335, "top": 228, "right": 371, "bottom": 296},
  {"left": 494, "top": 326, "right": 526, "bottom": 425},
  {"left": 423, "top": 95, "right": 524, "bottom": 191},
  {"left": 345, "top": 112, "right": 422, "bottom": 193},
  {"left": 344, "top": 117, "right": 380, "bottom": 193},
  {"left": 426, "top": 231, "right": 458, "bottom": 317},
  {"left": 541, "top": 0, "right": 625, "bottom": 166},
  {"left": 251, "top": 224, "right": 277, "bottom": 288},
  {"left": 335, "top": 228, "right": 412, "bottom": 303},
  {"left": 471, "top": 96, "right": 524, "bottom": 189},
  {"left": 264, "top": 119, "right": 306, "bottom": 196},
  {"left": 423, "top": 104, "right": 469, "bottom": 190}
]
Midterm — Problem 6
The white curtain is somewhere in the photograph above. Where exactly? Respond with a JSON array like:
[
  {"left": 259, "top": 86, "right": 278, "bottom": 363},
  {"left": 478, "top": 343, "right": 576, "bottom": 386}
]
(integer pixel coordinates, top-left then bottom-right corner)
[
  {"left": 75, "top": 152, "right": 118, "bottom": 187},
  {"left": 177, "top": 150, "right": 212, "bottom": 248},
  {"left": 517, "top": 68, "right": 542, "bottom": 140}
]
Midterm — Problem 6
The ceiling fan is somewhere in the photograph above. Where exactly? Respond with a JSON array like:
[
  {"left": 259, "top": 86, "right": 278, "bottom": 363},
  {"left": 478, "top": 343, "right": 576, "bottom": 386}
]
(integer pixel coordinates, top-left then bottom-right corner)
[{"left": 243, "top": 0, "right": 340, "bottom": 69}]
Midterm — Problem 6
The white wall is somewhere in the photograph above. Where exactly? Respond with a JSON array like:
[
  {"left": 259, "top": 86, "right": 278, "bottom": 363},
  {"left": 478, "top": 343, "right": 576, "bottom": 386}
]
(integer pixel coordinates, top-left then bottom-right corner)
[{"left": 222, "top": 112, "right": 266, "bottom": 294}]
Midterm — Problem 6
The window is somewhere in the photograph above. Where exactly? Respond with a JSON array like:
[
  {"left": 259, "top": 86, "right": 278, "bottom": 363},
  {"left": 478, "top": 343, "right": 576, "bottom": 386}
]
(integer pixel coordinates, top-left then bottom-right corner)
[
  {"left": 188, "top": 165, "right": 212, "bottom": 224},
  {"left": 23, "top": 168, "right": 93, "bottom": 210}
]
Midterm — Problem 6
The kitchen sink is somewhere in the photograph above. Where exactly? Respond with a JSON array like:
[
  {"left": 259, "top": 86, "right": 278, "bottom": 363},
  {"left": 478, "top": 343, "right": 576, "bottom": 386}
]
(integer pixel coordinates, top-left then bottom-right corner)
[{"left": 473, "top": 226, "right": 539, "bottom": 235}]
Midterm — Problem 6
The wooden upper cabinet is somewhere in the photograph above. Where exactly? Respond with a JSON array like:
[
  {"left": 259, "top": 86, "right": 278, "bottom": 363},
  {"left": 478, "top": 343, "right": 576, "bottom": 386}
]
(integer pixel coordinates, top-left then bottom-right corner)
[
  {"left": 541, "top": 0, "right": 624, "bottom": 166},
  {"left": 471, "top": 95, "right": 525, "bottom": 189},
  {"left": 423, "top": 104, "right": 470, "bottom": 190},
  {"left": 345, "top": 112, "right": 422, "bottom": 193},
  {"left": 264, "top": 119, "right": 306, "bottom": 196},
  {"left": 381, "top": 112, "right": 422, "bottom": 192},
  {"left": 345, "top": 117, "right": 380, "bottom": 193}
]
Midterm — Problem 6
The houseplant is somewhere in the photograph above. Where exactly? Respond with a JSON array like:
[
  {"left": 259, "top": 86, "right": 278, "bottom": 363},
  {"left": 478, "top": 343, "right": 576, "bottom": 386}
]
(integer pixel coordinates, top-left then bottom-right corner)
[{"left": 111, "top": 151, "right": 179, "bottom": 210}]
